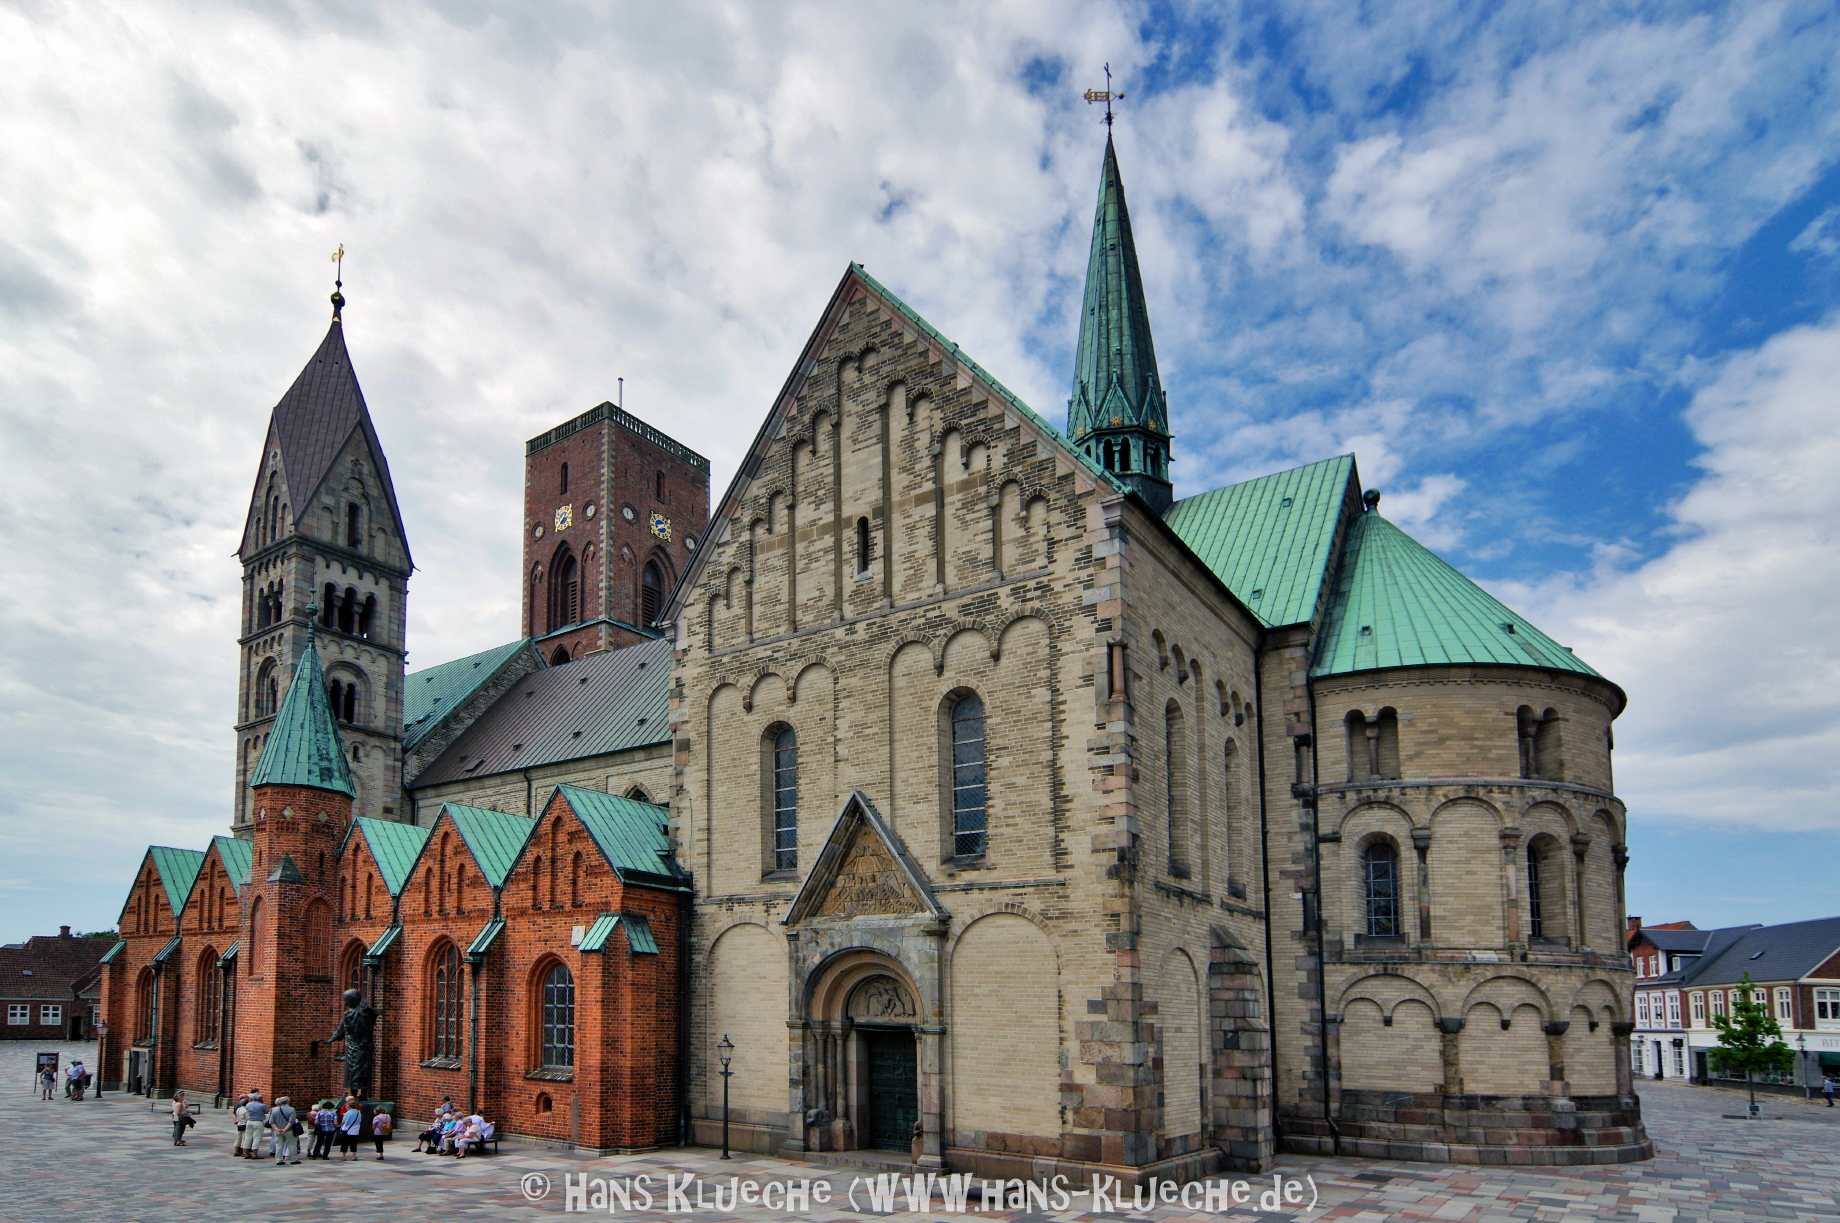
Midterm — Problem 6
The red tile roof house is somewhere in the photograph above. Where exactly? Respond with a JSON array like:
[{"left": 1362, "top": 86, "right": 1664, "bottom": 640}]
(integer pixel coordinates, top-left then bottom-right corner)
[{"left": 0, "top": 927, "right": 109, "bottom": 1040}]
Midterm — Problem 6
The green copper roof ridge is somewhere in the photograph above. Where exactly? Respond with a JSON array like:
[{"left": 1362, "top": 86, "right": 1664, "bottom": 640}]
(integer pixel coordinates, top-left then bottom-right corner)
[
  {"left": 435, "top": 802, "right": 536, "bottom": 890},
  {"left": 846, "top": 264, "right": 1128, "bottom": 497},
  {"left": 1069, "top": 135, "right": 1166, "bottom": 444},
  {"left": 1312, "top": 512, "right": 1606, "bottom": 683},
  {"left": 352, "top": 817, "right": 433, "bottom": 896},
  {"left": 249, "top": 636, "right": 356, "bottom": 796}
]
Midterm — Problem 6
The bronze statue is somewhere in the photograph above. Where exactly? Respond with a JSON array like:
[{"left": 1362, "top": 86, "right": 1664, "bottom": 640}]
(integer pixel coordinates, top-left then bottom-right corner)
[{"left": 327, "top": 989, "right": 381, "bottom": 1100}]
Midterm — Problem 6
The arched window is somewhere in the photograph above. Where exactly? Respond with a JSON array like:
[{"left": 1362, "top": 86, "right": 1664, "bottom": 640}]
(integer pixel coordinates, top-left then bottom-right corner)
[
  {"left": 1527, "top": 851, "right": 1545, "bottom": 940},
  {"left": 340, "top": 941, "right": 365, "bottom": 1002},
  {"left": 322, "top": 584, "right": 337, "bottom": 625},
  {"left": 1165, "top": 700, "right": 1189, "bottom": 878},
  {"left": 255, "top": 659, "right": 279, "bottom": 719},
  {"left": 1534, "top": 708, "right": 1562, "bottom": 780},
  {"left": 530, "top": 856, "right": 543, "bottom": 910},
  {"left": 1524, "top": 834, "right": 1567, "bottom": 943},
  {"left": 248, "top": 897, "right": 265, "bottom": 974},
  {"left": 539, "top": 962, "right": 575, "bottom": 1069},
  {"left": 346, "top": 503, "right": 362, "bottom": 549},
  {"left": 1346, "top": 708, "right": 1400, "bottom": 780},
  {"left": 856, "top": 517, "right": 872, "bottom": 575},
  {"left": 949, "top": 693, "right": 987, "bottom": 858},
  {"left": 135, "top": 968, "right": 155, "bottom": 1040},
  {"left": 569, "top": 852, "right": 583, "bottom": 907},
  {"left": 196, "top": 949, "right": 221, "bottom": 1044},
  {"left": 429, "top": 943, "right": 462, "bottom": 1061},
  {"left": 455, "top": 863, "right": 468, "bottom": 915},
  {"left": 1118, "top": 438, "right": 1132, "bottom": 471},
  {"left": 1362, "top": 841, "right": 1400, "bottom": 938},
  {"left": 336, "top": 587, "right": 357, "bottom": 635},
  {"left": 550, "top": 547, "right": 580, "bottom": 630},
  {"left": 641, "top": 560, "right": 665, "bottom": 626},
  {"left": 769, "top": 726, "right": 798, "bottom": 872},
  {"left": 359, "top": 594, "right": 377, "bottom": 640},
  {"left": 550, "top": 645, "right": 571, "bottom": 666},
  {"left": 559, "top": 462, "right": 569, "bottom": 495}
]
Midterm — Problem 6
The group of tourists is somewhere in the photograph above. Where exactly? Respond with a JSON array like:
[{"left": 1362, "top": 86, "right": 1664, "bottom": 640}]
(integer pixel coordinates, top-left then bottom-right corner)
[
  {"left": 227, "top": 1090, "right": 391, "bottom": 1164},
  {"left": 411, "top": 1097, "right": 496, "bottom": 1157},
  {"left": 37, "top": 1060, "right": 90, "bottom": 1100}
]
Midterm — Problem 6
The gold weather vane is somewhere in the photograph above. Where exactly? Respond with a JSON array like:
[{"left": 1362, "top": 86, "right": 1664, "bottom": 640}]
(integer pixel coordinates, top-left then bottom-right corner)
[
  {"left": 329, "top": 243, "right": 346, "bottom": 321},
  {"left": 1084, "top": 63, "right": 1124, "bottom": 127}
]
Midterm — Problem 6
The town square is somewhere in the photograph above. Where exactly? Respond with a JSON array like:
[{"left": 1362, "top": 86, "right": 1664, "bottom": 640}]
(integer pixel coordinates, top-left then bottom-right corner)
[{"left": 4, "top": 3, "right": 1840, "bottom": 1220}]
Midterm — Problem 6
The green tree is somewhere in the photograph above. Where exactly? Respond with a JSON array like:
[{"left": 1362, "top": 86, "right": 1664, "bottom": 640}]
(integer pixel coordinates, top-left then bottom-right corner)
[{"left": 1707, "top": 972, "right": 1795, "bottom": 1114}]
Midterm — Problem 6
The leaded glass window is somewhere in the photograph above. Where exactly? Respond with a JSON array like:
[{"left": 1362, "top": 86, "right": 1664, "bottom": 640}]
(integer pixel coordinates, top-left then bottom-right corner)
[
  {"left": 950, "top": 693, "right": 987, "bottom": 857},
  {"left": 541, "top": 962, "right": 575, "bottom": 1069},
  {"left": 1363, "top": 841, "right": 1399, "bottom": 938},
  {"left": 772, "top": 727, "right": 798, "bottom": 872},
  {"left": 431, "top": 944, "right": 461, "bottom": 1060}
]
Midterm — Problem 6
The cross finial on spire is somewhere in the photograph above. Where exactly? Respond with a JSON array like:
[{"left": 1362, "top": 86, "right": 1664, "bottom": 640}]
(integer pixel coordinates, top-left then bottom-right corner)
[
  {"left": 1083, "top": 63, "right": 1123, "bottom": 127},
  {"left": 329, "top": 244, "right": 346, "bottom": 322}
]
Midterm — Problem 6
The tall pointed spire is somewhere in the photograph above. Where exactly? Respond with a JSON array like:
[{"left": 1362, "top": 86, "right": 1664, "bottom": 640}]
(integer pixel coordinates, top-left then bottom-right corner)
[
  {"left": 1068, "top": 135, "right": 1173, "bottom": 512},
  {"left": 249, "top": 622, "right": 356, "bottom": 797}
]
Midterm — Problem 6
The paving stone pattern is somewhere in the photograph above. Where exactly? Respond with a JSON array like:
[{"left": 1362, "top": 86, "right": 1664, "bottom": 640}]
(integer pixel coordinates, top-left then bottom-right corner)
[{"left": 3, "top": 1043, "right": 1836, "bottom": 1222}]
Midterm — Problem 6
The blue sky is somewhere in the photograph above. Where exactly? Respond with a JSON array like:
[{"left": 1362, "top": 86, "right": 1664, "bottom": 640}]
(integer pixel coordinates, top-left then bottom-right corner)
[{"left": 1, "top": 1, "right": 1838, "bottom": 939}]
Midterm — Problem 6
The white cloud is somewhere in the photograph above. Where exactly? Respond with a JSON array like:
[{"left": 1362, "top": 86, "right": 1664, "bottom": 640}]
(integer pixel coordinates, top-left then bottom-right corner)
[{"left": 1508, "top": 315, "right": 1840, "bottom": 832}]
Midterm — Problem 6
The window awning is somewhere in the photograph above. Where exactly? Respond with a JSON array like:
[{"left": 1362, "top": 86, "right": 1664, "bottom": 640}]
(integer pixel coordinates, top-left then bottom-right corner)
[
  {"left": 466, "top": 918, "right": 506, "bottom": 960},
  {"left": 363, "top": 923, "right": 403, "bottom": 965},
  {"left": 578, "top": 913, "right": 620, "bottom": 953},
  {"left": 152, "top": 936, "right": 182, "bottom": 965},
  {"left": 98, "top": 939, "right": 126, "bottom": 965},
  {"left": 579, "top": 912, "right": 659, "bottom": 954},
  {"left": 217, "top": 941, "right": 239, "bottom": 967}
]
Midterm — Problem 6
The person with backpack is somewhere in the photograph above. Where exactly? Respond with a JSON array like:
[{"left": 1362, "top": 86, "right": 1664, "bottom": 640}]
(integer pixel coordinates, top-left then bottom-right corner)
[{"left": 370, "top": 1105, "right": 392, "bottom": 1160}]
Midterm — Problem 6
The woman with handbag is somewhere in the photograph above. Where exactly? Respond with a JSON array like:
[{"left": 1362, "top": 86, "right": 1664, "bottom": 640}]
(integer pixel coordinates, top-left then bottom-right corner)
[{"left": 170, "top": 1091, "right": 193, "bottom": 1146}]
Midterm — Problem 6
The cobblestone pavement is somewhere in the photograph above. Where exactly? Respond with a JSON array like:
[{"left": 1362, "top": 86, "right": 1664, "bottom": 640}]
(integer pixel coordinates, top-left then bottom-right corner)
[{"left": 2, "top": 1042, "right": 1836, "bottom": 1222}]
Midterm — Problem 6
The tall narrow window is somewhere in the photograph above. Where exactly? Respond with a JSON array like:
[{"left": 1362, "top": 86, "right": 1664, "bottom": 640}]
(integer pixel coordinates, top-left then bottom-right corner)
[
  {"left": 558, "top": 462, "right": 569, "bottom": 495},
  {"left": 197, "top": 951, "right": 221, "bottom": 1043},
  {"left": 1526, "top": 852, "right": 1544, "bottom": 939},
  {"left": 1164, "top": 701, "right": 1190, "bottom": 877},
  {"left": 551, "top": 550, "right": 580, "bottom": 630},
  {"left": 655, "top": 471, "right": 664, "bottom": 499},
  {"left": 359, "top": 594, "right": 377, "bottom": 640},
  {"left": 322, "top": 584, "right": 338, "bottom": 625},
  {"left": 1533, "top": 708, "right": 1562, "bottom": 780},
  {"left": 346, "top": 503, "right": 362, "bottom": 549},
  {"left": 255, "top": 660, "right": 279, "bottom": 719},
  {"left": 1363, "top": 841, "right": 1400, "bottom": 938},
  {"left": 950, "top": 693, "right": 987, "bottom": 858},
  {"left": 641, "top": 560, "right": 665, "bottom": 626},
  {"left": 338, "top": 588, "right": 358, "bottom": 635},
  {"left": 856, "top": 517, "right": 872, "bottom": 575},
  {"left": 540, "top": 962, "right": 575, "bottom": 1069},
  {"left": 771, "top": 727, "right": 798, "bottom": 872},
  {"left": 431, "top": 944, "right": 461, "bottom": 1060}
]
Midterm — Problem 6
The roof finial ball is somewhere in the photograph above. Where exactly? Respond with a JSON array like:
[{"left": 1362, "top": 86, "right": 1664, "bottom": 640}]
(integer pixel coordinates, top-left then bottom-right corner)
[
  {"left": 329, "top": 243, "right": 346, "bottom": 322},
  {"left": 1363, "top": 488, "right": 1382, "bottom": 512},
  {"left": 305, "top": 602, "right": 319, "bottom": 640}
]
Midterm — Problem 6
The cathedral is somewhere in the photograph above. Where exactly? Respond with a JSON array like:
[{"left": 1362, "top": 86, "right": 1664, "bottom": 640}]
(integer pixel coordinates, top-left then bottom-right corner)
[{"left": 98, "top": 133, "right": 1650, "bottom": 1176}]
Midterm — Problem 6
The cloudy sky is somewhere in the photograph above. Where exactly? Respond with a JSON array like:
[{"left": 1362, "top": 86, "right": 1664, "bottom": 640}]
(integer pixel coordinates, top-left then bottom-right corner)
[{"left": 3, "top": 0, "right": 1838, "bottom": 943}]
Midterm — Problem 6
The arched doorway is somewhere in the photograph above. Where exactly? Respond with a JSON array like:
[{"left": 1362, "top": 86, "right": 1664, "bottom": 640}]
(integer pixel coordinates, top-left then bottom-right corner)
[{"left": 804, "top": 954, "right": 922, "bottom": 1153}]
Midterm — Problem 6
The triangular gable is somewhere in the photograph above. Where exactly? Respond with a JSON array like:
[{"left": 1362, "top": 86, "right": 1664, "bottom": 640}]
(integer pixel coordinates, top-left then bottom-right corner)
[
  {"left": 666, "top": 263, "right": 1124, "bottom": 623},
  {"left": 348, "top": 817, "right": 432, "bottom": 896},
  {"left": 785, "top": 792, "right": 947, "bottom": 925},
  {"left": 211, "top": 836, "right": 254, "bottom": 896},
  {"left": 119, "top": 846, "right": 207, "bottom": 926},
  {"left": 430, "top": 802, "right": 537, "bottom": 889},
  {"left": 551, "top": 784, "right": 688, "bottom": 890}
]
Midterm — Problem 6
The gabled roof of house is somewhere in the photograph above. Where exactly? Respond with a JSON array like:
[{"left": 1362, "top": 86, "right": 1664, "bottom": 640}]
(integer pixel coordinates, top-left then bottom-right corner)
[
  {"left": 1163, "top": 455, "right": 1355, "bottom": 629},
  {"left": 211, "top": 836, "right": 254, "bottom": 896},
  {"left": 1312, "top": 510, "right": 1617, "bottom": 701},
  {"left": 1641, "top": 927, "right": 1721, "bottom": 953},
  {"left": 411, "top": 636, "right": 672, "bottom": 787},
  {"left": 243, "top": 318, "right": 410, "bottom": 566},
  {"left": 349, "top": 818, "right": 433, "bottom": 896},
  {"left": 402, "top": 639, "right": 533, "bottom": 750},
  {"left": 249, "top": 637, "right": 355, "bottom": 796},
  {"left": 552, "top": 784, "right": 687, "bottom": 890},
  {"left": 430, "top": 803, "right": 536, "bottom": 889},
  {"left": 1682, "top": 917, "right": 1840, "bottom": 987}
]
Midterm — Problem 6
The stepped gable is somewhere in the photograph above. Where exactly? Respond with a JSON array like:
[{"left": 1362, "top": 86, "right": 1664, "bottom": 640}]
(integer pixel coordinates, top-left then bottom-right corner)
[{"left": 412, "top": 635, "right": 672, "bottom": 786}]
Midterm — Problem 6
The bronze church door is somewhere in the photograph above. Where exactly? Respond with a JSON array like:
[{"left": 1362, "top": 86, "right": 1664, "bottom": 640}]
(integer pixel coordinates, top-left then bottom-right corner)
[{"left": 863, "top": 1029, "right": 917, "bottom": 1151}]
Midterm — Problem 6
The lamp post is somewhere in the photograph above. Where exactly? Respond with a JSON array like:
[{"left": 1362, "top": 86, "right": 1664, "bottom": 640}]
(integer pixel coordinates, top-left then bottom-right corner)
[
  {"left": 717, "top": 1035, "right": 734, "bottom": 1160},
  {"left": 1797, "top": 1032, "right": 1809, "bottom": 1099}
]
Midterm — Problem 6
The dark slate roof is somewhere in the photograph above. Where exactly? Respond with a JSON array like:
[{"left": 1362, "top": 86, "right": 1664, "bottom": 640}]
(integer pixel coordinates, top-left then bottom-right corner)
[
  {"left": 411, "top": 637, "right": 672, "bottom": 787},
  {"left": 250, "top": 637, "right": 355, "bottom": 796},
  {"left": 1683, "top": 917, "right": 1840, "bottom": 987},
  {"left": 348, "top": 818, "right": 432, "bottom": 896},
  {"left": 555, "top": 784, "right": 687, "bottom": 891},
  {"left": 1641, "top": 927, "right": 1719, "bottom": 953},
  {"left": 403, "top": 639, "right": 532, "bottom": 750},
  {"left": 247, "top": 320, "right": 411, "bottom": 566},
  {"left": 0, "top": 933, "right": 111, "bottom": 1000},
  {"left": 1163, "top": 455, "right": 1355, "bottom": 629}
]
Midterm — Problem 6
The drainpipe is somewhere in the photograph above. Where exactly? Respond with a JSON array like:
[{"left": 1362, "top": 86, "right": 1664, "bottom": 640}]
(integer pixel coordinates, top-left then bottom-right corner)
[
  {"left": 216, "top": 959, "right": 233, "bottom": 1107},
  {"left": 677, "top": 886, "right": 694, "bottom": 1147},
  {"left": 1303, "top": 669, "right": 1340, "bottom": 1155},
  {"left": 1253, "top": 654, "right": 1280, "bottom": 1157},
  {"left": 147, "top": 962, "right": 163, "bottom": 1097}
]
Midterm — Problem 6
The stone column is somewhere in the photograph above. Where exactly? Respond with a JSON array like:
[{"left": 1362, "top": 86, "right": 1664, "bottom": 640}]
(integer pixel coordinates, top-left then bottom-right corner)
[
  {"left": 1610, "top": 1021, "right": 1636, "bottom": 1097},
  {"left": 916, "top": 1024, "right": 946, "bottom": 1169},
  {"left": 1570, "top": 832, "right": 1593, "bottom": 951},
  {"left": 1411, "top": 827, "right": 1433, "bottom": 944},
  {"left": 1499, "top": 826, "right": 1523, "bottom": 948},
  {"left": 1436, "top": 1017, "right": 1465, "bottom": 1095},
  {"left": 1542, "top": 1021, "right": 1570, "bottom": 1090},
  {"left": 784, "top": 1017, "right": 812, "bottom": 1155}
]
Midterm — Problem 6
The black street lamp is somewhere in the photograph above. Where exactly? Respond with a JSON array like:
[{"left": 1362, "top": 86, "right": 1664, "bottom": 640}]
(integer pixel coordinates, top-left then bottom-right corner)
[
  {"left": 717, "top": 1035, "right": 734, "bottom": 1160},
  {"left": 1797, "top": 1032, "right": 1809, "bottom": 1099}
]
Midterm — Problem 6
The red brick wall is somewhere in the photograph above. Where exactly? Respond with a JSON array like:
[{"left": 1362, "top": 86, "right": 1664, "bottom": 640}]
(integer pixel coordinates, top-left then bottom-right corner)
[{"left": 522, "top": 411, "right": 710, "bottom": 657}]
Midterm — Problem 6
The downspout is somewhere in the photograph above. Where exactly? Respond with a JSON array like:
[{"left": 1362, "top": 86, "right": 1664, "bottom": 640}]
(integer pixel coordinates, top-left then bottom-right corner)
[
  {"left": 677, "top": 886, "right": 693, "bottom": 1147},
  {"left": 1253, "top": 652, "right": 1279, "bottom": 1157},
  {"left": 147, "top": 961, "right": 162, "bottom": 1097},
  {"left": 466, "top": 886, "right": 500, "bottom": 1117},
  {"left": 216, "top": 959, "right": 233, "bottom": 1107},
  {"left": 1303, "top": 669, "right": 1339, "bottom": 1155}
]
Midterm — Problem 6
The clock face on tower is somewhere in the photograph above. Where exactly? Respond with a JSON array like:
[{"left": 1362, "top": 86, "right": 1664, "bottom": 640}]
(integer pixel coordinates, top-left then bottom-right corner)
[
  {"left": 649, "top": 511, "right": 672, "bottom": 541},
  {"left": 554, "top": 504, "right": 572, "bottom": 531}
]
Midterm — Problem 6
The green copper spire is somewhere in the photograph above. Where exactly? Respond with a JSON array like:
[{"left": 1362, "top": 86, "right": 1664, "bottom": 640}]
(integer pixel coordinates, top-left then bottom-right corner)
[
  {"left": 249, "top": 618, "right": 356, "bottom": 797},
  {"left": 1069, "top": 134, "right": 1172, "bottom": 512}
]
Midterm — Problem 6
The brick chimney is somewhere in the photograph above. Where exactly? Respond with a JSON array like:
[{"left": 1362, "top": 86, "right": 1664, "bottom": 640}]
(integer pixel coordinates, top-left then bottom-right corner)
[
  {"left": 1626, "top": 915, "right": 1641, "bottom": 936},
  {"left": 59, "top": 925, "right": 71, "bottom": 938}
]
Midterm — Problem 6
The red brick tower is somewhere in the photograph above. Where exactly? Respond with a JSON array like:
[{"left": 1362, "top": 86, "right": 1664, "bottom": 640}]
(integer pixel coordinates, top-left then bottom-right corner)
[
  {"left": 521, "top": 400, "right": 709, "bottom": 663},
  {"left": 234, "top": 617, "right": 355, "bottom": 1105}
]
